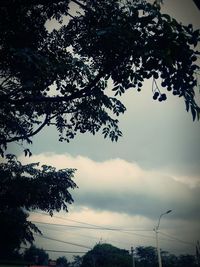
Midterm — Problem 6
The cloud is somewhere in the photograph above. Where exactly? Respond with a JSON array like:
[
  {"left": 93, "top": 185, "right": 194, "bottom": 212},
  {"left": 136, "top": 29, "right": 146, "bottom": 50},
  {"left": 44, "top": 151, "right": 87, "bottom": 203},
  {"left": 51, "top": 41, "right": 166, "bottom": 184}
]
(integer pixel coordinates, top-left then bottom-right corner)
[{"left": 19, "top": 153, "right": 200, "bottom": 221}]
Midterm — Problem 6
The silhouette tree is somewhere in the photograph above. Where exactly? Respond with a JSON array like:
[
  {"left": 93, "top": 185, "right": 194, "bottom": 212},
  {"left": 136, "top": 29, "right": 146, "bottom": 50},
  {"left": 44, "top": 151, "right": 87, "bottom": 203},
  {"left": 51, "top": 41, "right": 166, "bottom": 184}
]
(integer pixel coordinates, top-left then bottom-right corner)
[
  {"left": 71, "top": 255, "right": 83, "bottom": 267},
  {"left": 0, "top": 154, "right": 76, "bottom": 259},
  {"left": 177, "top": 254, "right": 197, "bottom": 267},
  {"left": 135, "top": 246, "right": 157, "bottom": 267},
  {"left": 0, "top": 0, "right": 199, "bottom": 155},
  {"left": 23, "top": 245, "right": 49, "bottom": 265},
  {"left": 56, "top": 256, "right": 70, "bottom": 267},
  {"left": 81, "top": 243, "right": 132, "bottom": 267}
]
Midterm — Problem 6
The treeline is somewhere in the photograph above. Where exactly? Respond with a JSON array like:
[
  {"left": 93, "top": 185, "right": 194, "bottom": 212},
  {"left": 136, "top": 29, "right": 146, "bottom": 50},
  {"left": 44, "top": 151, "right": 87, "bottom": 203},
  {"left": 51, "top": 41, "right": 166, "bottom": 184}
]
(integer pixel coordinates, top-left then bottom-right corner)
[{"left": 13, "top": 243, "right": 200, "bottom": 267}]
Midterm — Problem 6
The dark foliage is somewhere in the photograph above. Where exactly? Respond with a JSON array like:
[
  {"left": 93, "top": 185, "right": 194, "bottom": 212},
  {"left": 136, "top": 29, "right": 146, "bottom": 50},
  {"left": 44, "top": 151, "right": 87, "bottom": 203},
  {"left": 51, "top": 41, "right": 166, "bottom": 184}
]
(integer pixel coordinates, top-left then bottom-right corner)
[
  {"left": 81, "top": 243, "right": 198, "bottom": 267},
  {"left": 135, "top": 246, "right": 158, "bottom": 267},
  {"left": 0, "top": 0, "right": 199, "bottom": 155},
  {"left": 81, "top": 243, "right": 132, "bottom": 267},
  {"left": 23, "top": 245, "right": 49, "bottom": 265},
  {"left": 0, "top": 154, "right": 77, "bottom": 259},
  {"left": 0, "top": 154, "right": 77, "bottom": 214},
  {"left": 0, "top": 208, "right": 40, "bottom": 260},
  {"left": 134, "top": 245, "right": 198, "bottom": 267},
  {"left": 56, "top": 256, "right": 71, "bottom": 267}
]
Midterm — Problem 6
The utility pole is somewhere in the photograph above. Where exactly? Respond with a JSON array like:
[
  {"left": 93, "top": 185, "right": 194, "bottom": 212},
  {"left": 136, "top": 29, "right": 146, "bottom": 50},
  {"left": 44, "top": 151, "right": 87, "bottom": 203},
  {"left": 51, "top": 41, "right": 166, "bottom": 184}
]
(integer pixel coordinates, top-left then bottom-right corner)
[
  {"left": 154, "top": 228, "right": 162, "bottom": 267},
  {"left": 154, "top": 210, "right": 172, "bottom": 267},
  {"left": 131, "top": 246, "right": 136, "bottom": 267},
  {"left": 196, "top": 240, "right": 200, "bottom": 267}
]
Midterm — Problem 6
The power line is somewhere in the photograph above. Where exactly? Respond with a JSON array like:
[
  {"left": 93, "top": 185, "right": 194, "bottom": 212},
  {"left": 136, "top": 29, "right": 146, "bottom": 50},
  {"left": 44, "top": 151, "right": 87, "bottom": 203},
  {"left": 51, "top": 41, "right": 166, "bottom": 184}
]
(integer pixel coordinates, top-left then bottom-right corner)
[
  {"left": 30, "top": 220, "right": 195, "bottom": 257},
  {"left": 31, "top": 211, "right": 152, "bottom": 232},
  {"left": 38, "top": 223, "right": 133, "bottom": 247},
  {"left": 32, "top": 211, "right": 103, "bottom": 229},
  {"left": 21, "top": 246, "right": 87, "bottom": 254},
  {"left": 31, "top": 212, "right": 195, "bottom": 249},
  {"left": 31, "top": 220, "right": 155, "bottom": 241},
  {"left": 31, "top": 219, "right": 153, "bottom": 234},
  {"left": 31, "top": 220, "right": 112, "bottom": 230},
  {"left": 159, "top": 231, "right": 195, "bottom": 247},
  {"left": 34, "top": 233, "right": 92, "bottom": 249}
]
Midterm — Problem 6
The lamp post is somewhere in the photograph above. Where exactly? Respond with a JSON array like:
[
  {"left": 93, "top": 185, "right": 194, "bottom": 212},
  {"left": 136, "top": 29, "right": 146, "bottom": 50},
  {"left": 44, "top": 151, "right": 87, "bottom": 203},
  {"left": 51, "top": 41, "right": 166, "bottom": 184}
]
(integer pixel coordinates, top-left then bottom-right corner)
[{"left": 154, "top": 210, "right": 172, "bottom": 267}]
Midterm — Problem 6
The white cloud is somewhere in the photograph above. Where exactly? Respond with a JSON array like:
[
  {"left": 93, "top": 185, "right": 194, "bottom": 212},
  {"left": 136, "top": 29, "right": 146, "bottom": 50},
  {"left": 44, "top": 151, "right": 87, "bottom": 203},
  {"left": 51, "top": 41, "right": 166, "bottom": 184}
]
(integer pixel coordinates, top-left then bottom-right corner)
[{"left": 20, "top": 153, "right": 200, "bottom": 220}]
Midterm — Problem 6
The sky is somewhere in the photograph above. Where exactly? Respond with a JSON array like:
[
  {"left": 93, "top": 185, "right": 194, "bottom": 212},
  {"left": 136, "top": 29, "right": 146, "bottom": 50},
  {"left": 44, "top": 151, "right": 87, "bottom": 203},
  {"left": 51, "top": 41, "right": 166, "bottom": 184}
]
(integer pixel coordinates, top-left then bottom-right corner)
[{"left": 7, "top": 0, "right": 200, "bottom": 262}]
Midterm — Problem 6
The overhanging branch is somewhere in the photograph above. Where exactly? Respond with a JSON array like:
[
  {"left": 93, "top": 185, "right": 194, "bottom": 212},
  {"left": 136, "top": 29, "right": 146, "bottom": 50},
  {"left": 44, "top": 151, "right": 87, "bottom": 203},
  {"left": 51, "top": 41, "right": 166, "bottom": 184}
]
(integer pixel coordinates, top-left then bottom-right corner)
[
  {"left": 5, "top": 114, "right": 50, "bottom": 143},
  {"left": 193, "top": 0, "right": 200, "bottom": 10},
  {"left": 1, "top": 69, "right": 106, "bottom": 105}
]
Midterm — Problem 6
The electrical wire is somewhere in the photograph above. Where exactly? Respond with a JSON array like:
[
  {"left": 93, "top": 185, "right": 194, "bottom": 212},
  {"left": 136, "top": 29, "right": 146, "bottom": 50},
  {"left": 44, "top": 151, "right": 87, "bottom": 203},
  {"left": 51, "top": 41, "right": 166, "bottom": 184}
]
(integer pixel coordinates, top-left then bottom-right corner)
[
  {"left": 37, "top": 223, "right": 133, "bottom": 247},
  {"left": 34, "top": 233, "right": 92, "bottom": 249},
  {"left": 31, "top": 211, "right": 153, "bottom": 232},
  {"left": 32, "top": 211, "right": 104, "bottom": 229},
  {"left": 31, "top": 211, "right": 196, "bottom": 250},
  {"left": 159, "top": 231, "right": 195, "bottom": 247},
  {"left": 31, "top": 220, "right": 155, "bottom": 241},
  {"left": 20, "top": 246, "right": 87, "bottom": 254}
]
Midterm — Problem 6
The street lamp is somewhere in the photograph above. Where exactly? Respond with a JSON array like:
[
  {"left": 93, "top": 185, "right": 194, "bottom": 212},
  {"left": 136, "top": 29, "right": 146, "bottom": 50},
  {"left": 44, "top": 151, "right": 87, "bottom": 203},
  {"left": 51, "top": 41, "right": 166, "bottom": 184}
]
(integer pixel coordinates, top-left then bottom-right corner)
[{"left": 154, "top": 210, "right": 172, "bottom": 267}]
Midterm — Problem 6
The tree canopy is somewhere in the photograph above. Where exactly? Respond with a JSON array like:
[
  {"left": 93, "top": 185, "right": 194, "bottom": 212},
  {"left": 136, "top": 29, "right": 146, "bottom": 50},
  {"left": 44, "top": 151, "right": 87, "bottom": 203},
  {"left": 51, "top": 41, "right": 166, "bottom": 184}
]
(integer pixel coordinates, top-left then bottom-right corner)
[
  {"left": 81, "top": 243, "right": 132, "bottom": 267},
  {"left": 135, "top": 246, "right": 158, "bottom": 267},
  {"left": 56, "top": 256, "right": 71, "bottom": 267},
  {"left": 0, "top": 0, "right": 199, "bottom": 155},
  {"left": 23, "top": 245, "right": 49, "bottom": 265}
]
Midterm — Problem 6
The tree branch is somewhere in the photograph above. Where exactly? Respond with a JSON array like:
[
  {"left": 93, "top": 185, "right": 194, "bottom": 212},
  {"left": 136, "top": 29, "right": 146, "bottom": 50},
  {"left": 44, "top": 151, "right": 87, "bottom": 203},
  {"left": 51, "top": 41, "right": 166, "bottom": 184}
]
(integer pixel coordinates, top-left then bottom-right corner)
[
  {"left": 0, "top": 0, "right": 88, "bottom": 11},
  {"left": 5, "top": 115, "right": 50, "bottom": 143},
  {"left": 0, "top": 75, "right": 12, "bottom": 87},
  {"left": 71, "top": 0, "right": 88, "bottom": 10},
  {"left": 1, "top": 69, "right": 106, "bottom": 105},
  {"left": 193, "top": 0, "right": 200, "bottom": 11}
]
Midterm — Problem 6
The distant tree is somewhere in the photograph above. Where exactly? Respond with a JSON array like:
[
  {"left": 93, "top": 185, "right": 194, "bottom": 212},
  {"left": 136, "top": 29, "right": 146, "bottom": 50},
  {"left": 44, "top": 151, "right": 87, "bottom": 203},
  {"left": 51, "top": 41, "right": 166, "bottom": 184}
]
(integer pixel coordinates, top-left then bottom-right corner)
[
  {"left": 135, "top": 246, "right": 198, "bottom": 267},
  {"left": 56, "top": 256, "right": 70, "bottom": 267},
  {"left": 23, "top": 245, "right": 49, "bottom": 265},
  {"left": 161, "top": 251, "right": 178, "bottom": 267},
  {"left": 81, "top": 243, "right": 132, "bottom": 267},
  {"left": 71, "top": 255, "right": 83, "bottom": 267},
  {"left": 135, "top": 246, "right": 157, "bottom": 267},
  {"left": 177, "top": 254, "right": 197, "bottom": 267}
]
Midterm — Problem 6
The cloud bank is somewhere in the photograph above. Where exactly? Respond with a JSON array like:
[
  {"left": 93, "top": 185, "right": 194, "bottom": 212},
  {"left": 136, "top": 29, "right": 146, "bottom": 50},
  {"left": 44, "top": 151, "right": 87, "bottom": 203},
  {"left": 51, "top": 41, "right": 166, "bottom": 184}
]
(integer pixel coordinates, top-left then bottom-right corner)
[{"left": 20, "top": 153, "right": 200, "bottom": 221}]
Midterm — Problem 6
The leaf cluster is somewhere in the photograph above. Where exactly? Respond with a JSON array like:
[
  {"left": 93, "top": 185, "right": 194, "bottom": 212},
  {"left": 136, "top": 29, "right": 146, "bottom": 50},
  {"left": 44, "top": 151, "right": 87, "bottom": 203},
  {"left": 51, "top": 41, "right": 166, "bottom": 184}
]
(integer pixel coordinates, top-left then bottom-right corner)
[
  {"left": 0, "top": 154, "right": 77, "bottom": 214},
  {"left": 0, "top": 154, "right": 77, "bottom": 258},
  {"left": 0, "top": 0, "right": 199, "bottom": 154}
]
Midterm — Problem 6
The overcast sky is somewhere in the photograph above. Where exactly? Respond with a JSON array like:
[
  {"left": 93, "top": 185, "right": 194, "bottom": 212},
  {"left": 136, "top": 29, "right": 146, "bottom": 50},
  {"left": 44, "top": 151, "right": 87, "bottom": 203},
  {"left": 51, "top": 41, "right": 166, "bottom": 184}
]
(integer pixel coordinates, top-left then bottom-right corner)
[{"left": 8, "top": 0, "right": 200, "bottom": 261}]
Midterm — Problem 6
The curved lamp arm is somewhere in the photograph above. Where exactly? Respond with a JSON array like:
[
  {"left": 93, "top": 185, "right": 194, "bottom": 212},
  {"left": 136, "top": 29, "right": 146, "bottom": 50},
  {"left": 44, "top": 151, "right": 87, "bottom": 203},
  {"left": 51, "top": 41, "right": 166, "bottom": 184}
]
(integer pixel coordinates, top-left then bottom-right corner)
[{"left": 155, "top": 210, "right": 172, "bottom": 231}]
